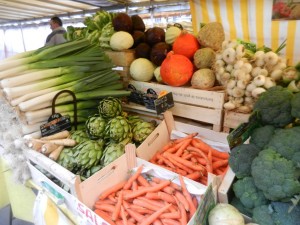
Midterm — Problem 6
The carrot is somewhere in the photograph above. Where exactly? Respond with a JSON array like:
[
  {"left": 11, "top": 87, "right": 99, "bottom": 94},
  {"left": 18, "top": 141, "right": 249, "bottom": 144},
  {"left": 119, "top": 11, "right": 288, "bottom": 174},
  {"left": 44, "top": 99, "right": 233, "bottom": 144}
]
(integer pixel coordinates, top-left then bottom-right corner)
[
  {"left": 163, "top": 152, "right": 205, "bottom": 171},
  {"left": 132, "top": 180, "right": 138, "bottom": 191},
  {"left": 128, "top": 204, "right": 154, "bottom": 214},
  {"left": 124, "top": 180, "right": 171, "bottom": 200},
  {"left": 173, "top": 132, "right": 198, "bottom": 144},
  {"left": 192, "top": 138, "right": 229, "bottom": 159},
  {"left": 174, "top": 191, "right": 189, "bottom": 212},
  {"left": 161, "top": 218, "right": 182, "bottom": 225},
  {"left": 40, "top": 130, "right": 70, "bottom": 140},
  {"left": 137, "top": 175, "right": 150, "bottom": 187},
  {"left": 175, "top": 197, "right": 187, "bottom": 225},
  {"left": 124, "top": 208, "right": 144, "bottom": 222},
  {"left": 122, "top": 200, "right": 130, "bottom": 209},
  {"left": 178, "top": 175, "right": 196, "bottom": 216},
  {"left": 192, "top": 196, "right": 198, "bottom": 209},
  {"left": 94, "top": 209, "right": 116, "bottom": 225},
  {"left": 123, "top": 165, "right": 143, "bottom": 190},
  {"left": 120, "top": 205, "right": 128, "bottom": 225},
  {"left": 139, "top": 204, "right": 172, "bottom": 225},
  {"left": 208, "top": 147, "right": 213, "bottom": 172},
  {"left": 160, "top": 211, "right": 181, "bottom": 219},
  {"left": 112, "top": 190, "right": 123, "bottom": 221},
  {"left": 199, "top": 176, "right": 208, "bottom": 185},
  {"left": 108, "top": 194, "right": 117, "bottom": 203},
  {"left": 168, "top": 156, "right": 194, "bottom": 174},
  {"left": 145, "top": 192, "right": 160, "bottom": 200},
  {"left": 212, "top": 159, "right": 228, "bottom": 170},
  {"left": 153, "top": 219, "right": 163, "bottom": 225},
  {"left": 94, "top": 199, "right": 116, "bottom": 205},
  {"left": 157, "top": 192, "right": 176, "bottom": 204},
  {"left": 175, "top": 138, "right": 193, "bottom": 157},
  {"left": 159, "top": 165, "right": 188, "bottom": 176},
  {"left": 94, "top": 204, "right": 115, "bottom": 213},
  {"left": 165, "top": 141, "right": 186, "bottom": 153},
  {"left": 48, "top": 145, "right": 64, "bottom": 161},
  {"left": 133, "top": 198, "right": 161, "bottom": 211},
  {"left": 186, "top": 171, "right": 203, "bottom": 180},
  {"left": 186, "top": 146, "right": 212, "bottom": 173},
  {"left": 156, "top": 154, "right": 175, "bottom": 168},
  {"left": 170, "top": 182, "right": 182, "bottom": 191},
  {"left": 99, "top": 180, "right": 127, "bottom": 200}
]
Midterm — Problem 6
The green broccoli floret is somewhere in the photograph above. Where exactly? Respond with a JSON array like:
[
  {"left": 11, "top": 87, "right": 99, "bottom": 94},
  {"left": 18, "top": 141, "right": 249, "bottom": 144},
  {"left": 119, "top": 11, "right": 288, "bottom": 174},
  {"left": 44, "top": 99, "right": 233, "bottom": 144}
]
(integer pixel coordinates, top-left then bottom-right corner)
[
  {"left": 253, "top": 86, "right": 294, "bottom": 128},
  {"left": 233, "top": 177, "right": 269, "bottom": 209},
  {"left": 252, "top": 202, "right": 300, "bottom": 225},
  {"left": 267, "top": 126, "right": 300, "bottom": 167},
  {"left": 229, "top": 143, "right": 260, "bottom": 178},
  {"left": 230, "top": 197, "right": 253, "bottom": 218},
  {"left": 291, "top": 92, "right": 300, "bottom": 119},
  {"left": 249, "top": 125, "right": 276, "bottom": 149},
  {"left": 251, "top": 148, "right": 300, "bottom": 201}
]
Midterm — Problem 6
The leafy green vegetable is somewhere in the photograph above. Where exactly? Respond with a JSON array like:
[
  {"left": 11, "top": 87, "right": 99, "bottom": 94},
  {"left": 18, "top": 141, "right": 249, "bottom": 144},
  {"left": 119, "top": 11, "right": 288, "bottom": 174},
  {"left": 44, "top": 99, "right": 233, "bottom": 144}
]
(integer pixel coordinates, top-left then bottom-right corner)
[{"left": 249, "top": 125, "right": 276, "bottom": 149}]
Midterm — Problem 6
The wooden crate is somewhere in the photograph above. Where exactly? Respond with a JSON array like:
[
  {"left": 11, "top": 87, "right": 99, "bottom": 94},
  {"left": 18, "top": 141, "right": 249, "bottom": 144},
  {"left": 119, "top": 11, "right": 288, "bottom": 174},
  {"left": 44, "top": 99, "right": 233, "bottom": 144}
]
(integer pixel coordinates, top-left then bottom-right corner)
[
  {"left": 223, "top": 110, "right": 251, "bottom": 133},
  {"left": 124, "top": 80, "right": 226, "bottom": 132}
]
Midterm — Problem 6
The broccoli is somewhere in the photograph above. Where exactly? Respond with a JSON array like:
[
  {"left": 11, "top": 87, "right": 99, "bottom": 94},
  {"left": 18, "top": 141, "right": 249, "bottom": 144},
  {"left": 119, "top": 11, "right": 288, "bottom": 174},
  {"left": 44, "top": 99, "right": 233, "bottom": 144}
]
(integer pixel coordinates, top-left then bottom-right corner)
[
  {"left": 251, "top": 148, "right": 300, "bottom": 201},
  {"left": 228, "top": 143, "right": 260, "bottom": 178},
  {"left": 249, "top": 125, "right": 276, "bottom": 149},
  {"left": 230, "top": 197, "right": 253, "bottom": 218},
  {"left": 253, "top": 86, "right": 294, "bottom": 128},
  {"left": 252, "top": 202, "right": 300, "bottom": 225},
  {"left": 267, "top": 126, "right": 300, "bottom": 167},
  {"left": 291, "top": 92, "right": 300, "bottom": 119},
  {"left": 233, "top": 177, "right": 269, "bottom": 210}
]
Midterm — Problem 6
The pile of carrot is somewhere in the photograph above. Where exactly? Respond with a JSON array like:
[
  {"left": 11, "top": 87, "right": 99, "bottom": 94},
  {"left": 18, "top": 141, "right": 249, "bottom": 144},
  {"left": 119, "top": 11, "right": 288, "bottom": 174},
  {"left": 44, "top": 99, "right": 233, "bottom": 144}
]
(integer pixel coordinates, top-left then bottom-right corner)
[
  {"left": 93, "top": 165, "right": 199, "bottom": 225},
  {"left": 149, "top": 132, "right": 229, "bottom": 185}
]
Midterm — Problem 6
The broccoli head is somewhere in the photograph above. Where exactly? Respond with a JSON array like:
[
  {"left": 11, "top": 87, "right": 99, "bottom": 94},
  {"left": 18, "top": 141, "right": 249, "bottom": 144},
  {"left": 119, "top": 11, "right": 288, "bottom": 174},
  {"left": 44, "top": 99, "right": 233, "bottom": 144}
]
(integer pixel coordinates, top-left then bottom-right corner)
[
  {"left": 230, "top": 197, "right": 253, "bottom": 218},
  {"left": 249, "top": 125, "right": 276, "bottom": 149},
  {"left": 233, "top": 176, "right": 269, "bottom": 210},
  {"left": 251, "top": 148, "right": 300, "bottom": 201},
  {"left": 252, "top": 201, "right": 300, "bottom": 225},
  {"left": 291, "top": 92, "right": 300, "bottom": 119},
  {"left": 253, "top": 86, "right": 294, "bottom": 128},
  {"left": 229, "top": 143, "right": 260, "bottom": 179},
  {"left": 267, "top": 126, "right": 300, "bottom": 167}
]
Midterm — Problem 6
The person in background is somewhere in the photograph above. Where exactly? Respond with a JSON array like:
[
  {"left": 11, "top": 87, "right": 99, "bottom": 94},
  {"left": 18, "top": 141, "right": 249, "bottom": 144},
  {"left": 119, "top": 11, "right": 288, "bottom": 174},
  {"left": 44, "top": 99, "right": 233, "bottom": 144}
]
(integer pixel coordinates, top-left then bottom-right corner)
[{"left": 45, "top": 16, "right": 67, "bottom": 46}]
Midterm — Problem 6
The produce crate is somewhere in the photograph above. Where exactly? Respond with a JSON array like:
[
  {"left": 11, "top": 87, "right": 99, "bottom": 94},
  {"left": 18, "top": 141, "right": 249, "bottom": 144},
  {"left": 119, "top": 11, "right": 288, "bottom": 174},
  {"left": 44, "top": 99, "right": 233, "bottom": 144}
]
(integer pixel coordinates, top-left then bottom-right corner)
[
  {"left": 124, "top": 80, "right": 225, "bottom": 132},
  {"left": 75, "top": 144, "right": 210, "bottom": 225},
  {"left": 136, "top": 111, "right": 231, "bottom": 194},
  {"left": 105, "top": 50, "right": 135, "bottom": 84},
  {"left": 223, "top": 110, "right": 251, "bottom": 133}
]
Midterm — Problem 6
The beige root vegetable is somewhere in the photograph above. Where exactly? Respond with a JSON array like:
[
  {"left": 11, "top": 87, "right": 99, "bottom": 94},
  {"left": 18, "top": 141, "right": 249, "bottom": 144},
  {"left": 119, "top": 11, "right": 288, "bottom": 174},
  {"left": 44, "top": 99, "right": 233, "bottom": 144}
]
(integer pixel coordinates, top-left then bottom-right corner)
[
  {"left": 48, "top": 145, "right": 64, "bottom": 161},
  {"left": 197, "top": 22, "right": 225, "bottom": 51},
  {"left": 252, "top": 87, "right": 266, "bottom": 98},
  {"left": 41, "top": 143, "right": 59, "bottom": 155},
  {"left": 193, "top": 47, "right": 216, "bottom": 69},
  {"left": 191, "top": 68, "right": 216, "bottom": 89},
  {"left": 40, "top": 130, "right": 70, "bottom": 140}
]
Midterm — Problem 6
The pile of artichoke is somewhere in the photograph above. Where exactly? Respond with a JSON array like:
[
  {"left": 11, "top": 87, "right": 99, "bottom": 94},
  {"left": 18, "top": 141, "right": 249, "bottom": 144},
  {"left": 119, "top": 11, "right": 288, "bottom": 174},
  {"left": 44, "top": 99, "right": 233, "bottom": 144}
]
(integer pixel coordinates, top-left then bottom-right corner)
[{"left": 57, "top": 97, "right": 156, "bottom": 180}]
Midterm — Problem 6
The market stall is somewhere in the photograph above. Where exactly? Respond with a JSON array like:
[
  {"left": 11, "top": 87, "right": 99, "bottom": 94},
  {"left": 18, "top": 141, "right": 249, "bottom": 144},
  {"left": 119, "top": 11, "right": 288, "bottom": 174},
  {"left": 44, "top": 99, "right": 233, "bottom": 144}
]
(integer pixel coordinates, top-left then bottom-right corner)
[{"left": 0, "top": 1, "right": 299, "bottom": 225}]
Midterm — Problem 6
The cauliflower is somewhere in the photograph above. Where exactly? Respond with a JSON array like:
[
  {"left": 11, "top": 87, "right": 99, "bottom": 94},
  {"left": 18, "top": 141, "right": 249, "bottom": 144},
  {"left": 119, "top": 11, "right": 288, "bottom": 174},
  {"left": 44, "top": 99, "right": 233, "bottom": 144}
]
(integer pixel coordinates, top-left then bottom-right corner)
[
  {"left": 251, "top": 148, "right": 300, "bottom": 201},
  {"left": 229, "top": 143, "right": 260, "bottom": 179},
  {"left": 233, "top": 177, "right": 269, "bottom": 210},
  {"left": 267, "top": 126, "right": 300, "bottom": 167},
  {"left": 252, "top": 201, "right": 300, "bottom": 225},
  {"left": 249, "top": 125, "right": 276, "bottom": 149},
  {"left": 291, "top": 92, "right": 300, "bottom": 119},
  {"left": 253, "top": 86, "right": 294, "bottom": 128}
]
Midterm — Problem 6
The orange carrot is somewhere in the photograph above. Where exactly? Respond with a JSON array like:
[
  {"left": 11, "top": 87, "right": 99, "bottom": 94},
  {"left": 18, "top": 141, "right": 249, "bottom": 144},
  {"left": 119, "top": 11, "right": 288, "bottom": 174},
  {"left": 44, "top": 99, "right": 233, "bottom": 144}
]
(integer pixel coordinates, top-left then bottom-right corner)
[
  {"left": 168, "top": 156, "right": 194, "bottom": 174},
  {"left": 175, "top": 138, "right": 193, "bottom": 156},
  {"left": 161, "top": 218, "right": 182, "bottom": 225},
  {"left": 157, "top": 192, "right": 176, "bottom": 204},
  {"left": 160, "top": 211, "right": 181, "bottom": 219},
  {"left": 174, "top": 191, "right": 189, "bottom": 212},
  {"left": 125, "top": 208, "right": 144, "bottom": 222},
  {"left": 94, "top": 204, "right": 115, "bottom": 213},
  {"left": 94, "top": 209, "right": 116, "bottom": 225},
  {"left": 112, "top": 190, "right": 123, "bottom": 221},
  {"left": 124, "top": 165, "right": 144, "bottom": 190},
  {"left": 173, "top": 132, "right": 198, "bottom": 144},
  {"left": 192, "top": 196, "right": 198, "bottom": 209},
  {"left": 129, "top": 204, "right": 154, "bottom": 214},
  {"left": 186, "top": 146, "right": 212, "bottom": 173},
  {"left": 175, "top": 197, "right": 187, "bottom": 225},
  {"left": 153, "top": 219, "right": 163, "bottom": 225},
  {"left": 133, "top": 198, "right": 161, "bottom": 211},
  {"left": 163, "top": 152, "right": 205, "bottom": 171},
  {"left": 139, "top": 204, "right": 172, "bottom": 225},
  {"left": 178, "top": 175, "right": 196, "bottom": 216},
  {"left": 145, "top": 192, "right": 160, "bottom": 200},
  {"left": 170, "top": 182, "right": 182, "bottom": 191},
  {"left": 186, "top": 171, "right": 203, "bottom": 180},
  {"left": 137, "top": 175, "right": 150, "bottom": 187},
  {"left": 132, "top": 180, "right": 138, "bottom": 191},
  {"left": 156, "top": 154, "right": 176, "bottom": 168},
  {"left": 99, "top": 180, "right": 126, "bottom": 200},
  {"left": 192, "top": 138, "right": 229, "bottom": 159},
  {"left": 94, "top": 199, "right": 116, "bottom": 205},
  {"left": 212, "top": 159, "right": 228, "bottom": 170},
  {"left": 120, "top": 205, "right": 128, "bottom": 225}
]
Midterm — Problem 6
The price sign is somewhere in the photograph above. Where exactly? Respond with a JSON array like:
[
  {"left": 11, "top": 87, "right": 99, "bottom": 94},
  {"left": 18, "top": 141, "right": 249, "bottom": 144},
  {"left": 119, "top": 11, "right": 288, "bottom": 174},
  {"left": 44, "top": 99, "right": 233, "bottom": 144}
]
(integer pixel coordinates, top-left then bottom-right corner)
[
  {"left": 40, "top": 113, "right": 72, "bottom": 137},
  {"left": 154, "top": 92, "right": 174, "bottom": 115}
]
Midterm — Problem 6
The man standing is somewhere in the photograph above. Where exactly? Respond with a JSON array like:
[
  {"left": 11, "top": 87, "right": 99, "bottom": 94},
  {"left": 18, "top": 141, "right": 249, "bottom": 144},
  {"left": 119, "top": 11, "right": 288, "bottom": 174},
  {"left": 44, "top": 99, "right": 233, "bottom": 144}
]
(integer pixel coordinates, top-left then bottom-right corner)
[{"left": 45, "top": 16, "right": 67, "bottom": 46}]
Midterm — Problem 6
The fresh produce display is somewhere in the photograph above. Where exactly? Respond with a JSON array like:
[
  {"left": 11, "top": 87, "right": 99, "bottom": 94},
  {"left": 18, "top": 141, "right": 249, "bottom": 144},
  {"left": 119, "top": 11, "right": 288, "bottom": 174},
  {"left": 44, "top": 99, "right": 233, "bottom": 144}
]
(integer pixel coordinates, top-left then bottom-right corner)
[
  {"left": 228, "top": 87, "right": 300, "bottom": 224},
  {"left": 93, "top": 165, "right": 199, "bottom": 225},
  {"left": 148, "top": 133, "right": 229, "bottom": 186}
]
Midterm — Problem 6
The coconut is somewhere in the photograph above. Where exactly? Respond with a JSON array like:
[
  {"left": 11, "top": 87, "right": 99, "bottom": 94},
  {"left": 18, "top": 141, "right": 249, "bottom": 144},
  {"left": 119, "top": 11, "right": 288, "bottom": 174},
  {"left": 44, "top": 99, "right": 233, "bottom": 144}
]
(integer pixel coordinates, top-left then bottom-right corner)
[
  {"left": 193, "top": 47, "right": 216, "bottom": 69},
  {"left": 196, "top": 22, "right": 225, "bottom": 51},
  {"left": 191, "top": 68, "right": 216, "bottom": 89}
]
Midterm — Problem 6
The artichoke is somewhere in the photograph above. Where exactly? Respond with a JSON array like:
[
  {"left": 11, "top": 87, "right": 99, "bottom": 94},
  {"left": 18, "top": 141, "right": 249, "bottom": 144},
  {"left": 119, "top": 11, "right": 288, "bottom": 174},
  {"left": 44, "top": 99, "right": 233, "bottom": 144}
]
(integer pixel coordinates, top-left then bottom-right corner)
[
  {"left": 57, "top": 147, "right": 77, "bottom": 172},
  {"left": 105, "top": 116, "right": 132, "bottom": 142},
  {"left": 101, "top": 138, "right": 130, "bottom": 167},
  {"left": 73, "top": 139, "right": 105, "bottom": 171},
  {"left": 132, "top": 120, "right": 156, "bottom": 143},
  {"left": 70, "top": 129, "right": 90, "bottom": 143},
  {"left": 85, "top": 115, "right": 107, "bottom": 139},
  {"left": 98, "top": 97, "right": 123, "bottom": 119}
]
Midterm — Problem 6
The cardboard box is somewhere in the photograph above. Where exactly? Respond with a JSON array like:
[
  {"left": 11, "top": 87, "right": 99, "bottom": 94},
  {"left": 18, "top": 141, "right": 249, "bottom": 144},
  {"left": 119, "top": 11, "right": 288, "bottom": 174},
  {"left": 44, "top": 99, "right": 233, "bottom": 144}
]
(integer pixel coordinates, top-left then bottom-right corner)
[
  {"left": 136, "top": 111, "right": 231, "bottom": 198},
  {"left": 124, "top": 80, "right": 225, "bottom": 131},
  {"left": 77, "top": 144, "right": 209, "bottom": 225}
]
